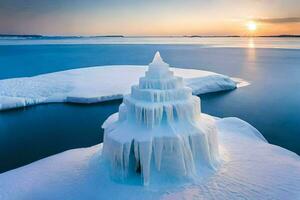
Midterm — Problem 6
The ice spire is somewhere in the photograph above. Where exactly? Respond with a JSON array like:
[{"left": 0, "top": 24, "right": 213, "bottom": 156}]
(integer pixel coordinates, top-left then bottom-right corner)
[
  {"left": 102, "top": 52, "right": 220, "bottom": 185},
  {"left": 147, "top": 51, "right": 169, "bottom": 79},
  {"left": 152, "top": 51, "right": 164, "bottom": 64}
]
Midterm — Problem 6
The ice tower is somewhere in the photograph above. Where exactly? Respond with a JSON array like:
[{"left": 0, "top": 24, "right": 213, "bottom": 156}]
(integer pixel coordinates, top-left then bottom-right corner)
[{"left": 102, "top": 52, "right": 220, "bottom": 185}]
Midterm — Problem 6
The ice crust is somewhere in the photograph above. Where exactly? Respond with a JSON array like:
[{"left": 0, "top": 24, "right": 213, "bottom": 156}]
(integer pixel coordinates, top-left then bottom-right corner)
[
  {"left": 0, "top": 64, "right": 239, "bottom": 111},
  {"left": 102, "top": 52, "right": 220, "bottom": 185}
]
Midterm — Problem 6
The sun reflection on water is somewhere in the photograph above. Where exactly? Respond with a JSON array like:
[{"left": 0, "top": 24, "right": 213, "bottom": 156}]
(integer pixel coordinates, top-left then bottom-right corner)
[{"left": 248, "top": 38, "right": 255, "bottom": 48}]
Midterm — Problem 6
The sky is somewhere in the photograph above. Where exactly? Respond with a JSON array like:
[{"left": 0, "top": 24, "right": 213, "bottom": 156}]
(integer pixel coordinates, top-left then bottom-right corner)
[{"left": 0, "top": 0, "right": 299, "bottom": 36}]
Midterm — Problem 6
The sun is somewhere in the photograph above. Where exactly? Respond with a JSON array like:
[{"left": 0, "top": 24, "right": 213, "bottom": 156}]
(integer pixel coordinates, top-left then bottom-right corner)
[{"left": 247, "top": 21, "right": 257, "bottom": 31}]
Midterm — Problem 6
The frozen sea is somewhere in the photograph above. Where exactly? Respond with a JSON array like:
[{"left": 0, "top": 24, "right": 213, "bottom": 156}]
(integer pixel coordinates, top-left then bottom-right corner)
[{"left": 0, "top": 37, "right": 300, "bottom": 173}]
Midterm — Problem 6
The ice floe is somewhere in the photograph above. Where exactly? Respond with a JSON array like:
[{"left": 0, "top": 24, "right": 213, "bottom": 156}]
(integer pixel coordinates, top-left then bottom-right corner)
[{"left": 0, "top": 65, "right": 239, "bottom": 111}]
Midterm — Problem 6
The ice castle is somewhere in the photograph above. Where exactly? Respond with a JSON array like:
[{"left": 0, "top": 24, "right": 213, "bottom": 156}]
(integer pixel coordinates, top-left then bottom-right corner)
[{"left": 102, "top": 52, "right": 220, "bottom": 185}]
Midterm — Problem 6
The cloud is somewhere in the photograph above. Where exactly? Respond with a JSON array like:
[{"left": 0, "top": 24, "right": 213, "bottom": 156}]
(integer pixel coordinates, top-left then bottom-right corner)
[{"left": 254, "top": 17, "right": 300, "bottom": 23}]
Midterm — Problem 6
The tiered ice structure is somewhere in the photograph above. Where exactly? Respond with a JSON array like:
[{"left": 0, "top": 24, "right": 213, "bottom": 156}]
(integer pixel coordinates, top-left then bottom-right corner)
[{"left": 102, "top": 52, "right": 220, "bottom": 185}]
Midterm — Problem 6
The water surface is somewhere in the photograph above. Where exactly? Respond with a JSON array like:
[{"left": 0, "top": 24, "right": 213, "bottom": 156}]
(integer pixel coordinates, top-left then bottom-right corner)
[
  {"left": 0, "top": 40, "right": 299, "bottom": 173},
  {"left": 1, "top": 36, "right": 300, "bottom": 49}
]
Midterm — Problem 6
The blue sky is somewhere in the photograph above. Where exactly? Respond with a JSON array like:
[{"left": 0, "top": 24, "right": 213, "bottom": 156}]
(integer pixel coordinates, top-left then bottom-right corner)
[{"left": 0, "top": 0, "right": 299, "bottom": 35}]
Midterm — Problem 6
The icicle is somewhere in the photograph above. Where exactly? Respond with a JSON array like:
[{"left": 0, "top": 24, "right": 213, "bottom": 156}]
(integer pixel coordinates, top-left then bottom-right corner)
[
  {"left": 153, "top": 137, "right": 163, "bottom": 171},
  {"left": 122, "top": 142, "right": 132, "bottom": 177},
  {"left": 133, "top": 140, "right": 140, "bottom": 172},
  {"left": 138, "top": 140, "right": 153, "bottom": 185}
]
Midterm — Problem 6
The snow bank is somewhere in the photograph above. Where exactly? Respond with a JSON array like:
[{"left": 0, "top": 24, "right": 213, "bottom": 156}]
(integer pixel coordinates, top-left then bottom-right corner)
[
  {"left": 0, "top": 115, "right": 299, "bottom": 200},
  {"left": 0, "top": 65, "right": 238, "bottom": 111}
]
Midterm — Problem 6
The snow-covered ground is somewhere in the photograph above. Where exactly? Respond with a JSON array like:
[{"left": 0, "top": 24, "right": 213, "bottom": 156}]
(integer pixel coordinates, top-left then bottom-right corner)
[
  {"left": 0, "top": 114, "right": 299, "bottom": 200},
  {"left": 0, "top": 65, "right": 240, "bottom": 111}
]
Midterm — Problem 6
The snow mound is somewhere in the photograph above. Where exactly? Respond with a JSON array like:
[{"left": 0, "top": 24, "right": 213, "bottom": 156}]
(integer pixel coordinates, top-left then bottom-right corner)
[
  {"left": 0, "top": 115, "right": 299, "bottom": 200},
  {"left": 102, "top": 52, "right": 220, "bottom": 185},
  {"left": 0, "top": 65, "right": 238, "bottom": 111}
]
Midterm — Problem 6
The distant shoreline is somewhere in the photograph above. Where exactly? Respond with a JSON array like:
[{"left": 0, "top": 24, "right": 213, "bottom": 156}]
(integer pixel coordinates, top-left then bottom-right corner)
[
  {"left": 184, "top": 35, "right": 300, "bottom": 38},
  {"left": 0, "top": 34, "right": 300, "bottom": 39},
  {"left": 0, "top": 35, "right": 125, "bottom": 39}
]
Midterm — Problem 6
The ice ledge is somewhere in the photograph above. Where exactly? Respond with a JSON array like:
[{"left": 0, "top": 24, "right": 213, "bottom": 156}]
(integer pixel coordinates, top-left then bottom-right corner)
[{"left": 0, "top": 65, "right": 240, "bottom": 111}]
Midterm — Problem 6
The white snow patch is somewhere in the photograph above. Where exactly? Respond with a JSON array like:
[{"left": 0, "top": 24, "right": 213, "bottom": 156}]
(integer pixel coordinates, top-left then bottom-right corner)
[
  {"left": 0, "top": 115, "right": 299, "bottom": 200},
  {"left": 0, "top": 65, "right": 238, "bottom": 111}
]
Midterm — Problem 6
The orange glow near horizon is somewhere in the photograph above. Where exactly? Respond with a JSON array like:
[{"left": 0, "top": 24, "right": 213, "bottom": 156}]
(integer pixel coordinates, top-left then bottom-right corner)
[
  {"left": 1, "top": 1, "right": 300, "bottom": 36},
  {"left": 47, "top": 18, "right": 300, "bottom": 37}
]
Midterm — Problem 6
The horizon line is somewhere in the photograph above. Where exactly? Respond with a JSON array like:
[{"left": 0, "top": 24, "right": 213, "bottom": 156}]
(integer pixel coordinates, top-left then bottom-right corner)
[{"left": 1, "top": 34, "right": 300, "bottom": 38}]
